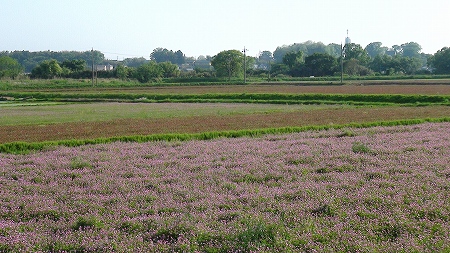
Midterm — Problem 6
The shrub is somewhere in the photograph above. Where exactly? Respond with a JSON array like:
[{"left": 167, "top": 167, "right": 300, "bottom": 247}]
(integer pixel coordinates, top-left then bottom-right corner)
[
  {"left": 352, "top": 142, "right": 371, "bottom": 154},
  {"left": 71, "top": 216, "right": 104, "bottom": 230}
]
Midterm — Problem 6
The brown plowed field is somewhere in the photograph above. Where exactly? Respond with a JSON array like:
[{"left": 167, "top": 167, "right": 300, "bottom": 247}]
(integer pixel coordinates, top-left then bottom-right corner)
[
  {"left": 1, "top": 106, "right": 450, "bottom": 143},
  {"left": 40, "top": 83, "right": 450, "bottom": 95},
  {"left": 67, "top": 84, "right": 450, "bottom": 95}
]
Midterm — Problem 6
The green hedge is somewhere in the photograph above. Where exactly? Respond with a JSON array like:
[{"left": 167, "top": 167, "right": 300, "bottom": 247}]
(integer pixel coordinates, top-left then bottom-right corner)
[{"left": 2, "top": 92, "right": 449, "bottom": 105}]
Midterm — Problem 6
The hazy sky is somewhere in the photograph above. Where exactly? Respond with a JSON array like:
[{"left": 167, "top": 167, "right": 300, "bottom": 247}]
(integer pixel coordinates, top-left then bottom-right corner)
[{"left": 2, "top": 0, "right": 449, "bottom": 59}]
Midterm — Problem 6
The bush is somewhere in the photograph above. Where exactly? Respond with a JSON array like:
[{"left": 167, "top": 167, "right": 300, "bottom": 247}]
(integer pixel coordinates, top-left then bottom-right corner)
[
  {"left": 71, "top": 216, "right": 104, "bottom": 230},
  {"left": 352, "top": 142, "right": 371, "bottom": 153}
]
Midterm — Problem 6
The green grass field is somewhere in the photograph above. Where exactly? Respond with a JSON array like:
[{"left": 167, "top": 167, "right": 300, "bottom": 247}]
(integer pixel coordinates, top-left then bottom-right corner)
[{"left": 0, "top": 102, "right": 343, "bottom": 126}]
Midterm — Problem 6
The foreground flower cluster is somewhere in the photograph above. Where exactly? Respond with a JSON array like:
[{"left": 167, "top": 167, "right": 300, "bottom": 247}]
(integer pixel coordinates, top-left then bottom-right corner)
[{"left": 1, "top": 123, "right": 449, "bottom": 252}]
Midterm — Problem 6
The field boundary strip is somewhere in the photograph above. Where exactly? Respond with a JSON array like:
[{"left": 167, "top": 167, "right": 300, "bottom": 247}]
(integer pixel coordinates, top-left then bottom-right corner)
[
  {"left": 1, "top": 92, "right": 450, "bottom": 106},
  {"left": 1, "top": 117, "right": 449, "bottom": 154}
]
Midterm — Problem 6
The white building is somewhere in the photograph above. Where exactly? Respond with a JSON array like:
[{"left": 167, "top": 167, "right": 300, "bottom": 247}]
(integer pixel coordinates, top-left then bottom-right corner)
[{"left": 96, "top": 64, "right": 114, "bottom": 71}]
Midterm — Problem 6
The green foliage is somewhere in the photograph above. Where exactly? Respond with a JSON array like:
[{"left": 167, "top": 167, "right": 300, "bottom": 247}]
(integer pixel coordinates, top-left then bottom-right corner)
[
  {"left": 114, "top": 64, "right": 129, "bottom": 80},
  {"left": 0, "top": 56, "right": 23, "bottom": 79},
  {"left": 1, "top": 50, "right": 104, "bottom": 73},
  {"left": 344, "top": 58, "right": 374, "bottom": 76},
  {"left": 365, "top": 42, "right": 388, "bottom": 58},
  {"left": 370, "top": 54, "right": 423, "bottom": 75},
  {"left": 428, "top": 47, "right": 450, "bottom": 74},
  {"left": 71, "top": 216, "right": 104, "bottom": 230},
  {"left": 401, "top": 42, "right": 422, "bottom": 58},
  {"left": 42, "top": 242, "right": 86, "bottom": 253},
  {"left": 352, "top": 142, "right": 371, "bottom": 154},
  {"left": 31, "top": 59, "right": 63, "bottom": 79},
  {"left": 235, "top": 219, "right": 277, "bottom": 250},
  {"left": 305, "top": 53, "right": 338, "bottom": 76},
  {"left": 1, "top": 117, "right": 449, "bottom": 154},
  {"left": 376, "top": 222, "right": 404, "bottom": 242},
  {"left": 69, "top": 157, "right": 92, "bottom": 170},
  {"left": 311, "top": 204, "right": 336, "bottom": 217},
  {"left": 61, "top": 59, "right": 86, "bottom": 72},
  {"left": 150, "top": 48, "right": 185, "bottom": 65},
  {"left": 118, "top": 221, "right": 144, "bottom": 233},
  {"left": 273, "top": 41, "right": 340, "bottom": 63},
  {"left": 158, "top": 61, "right": 180, "bottom": 78},
  {"left": 344, "top": 43, "right": 371, "bottom": 65},
  {"left": 282, "top": 51, "right": 303, "bottom": 68},
  {"left": 135, "top": 61, "right": 163, "bottom": 83},
  {"left": 336, "top": 129, "right": 357, "bottom": 137},
  {"left": 211, "top": 50, "right": 244, "bottom": 79},
  {"left": 149, "top": 224, "right": 190, "bottom": 244},
  {"left": 3, "top": 91, "right": 449, "bottom": 105},
  {"left": 232, "top": 173, "right": 283, "bottom": 184}
]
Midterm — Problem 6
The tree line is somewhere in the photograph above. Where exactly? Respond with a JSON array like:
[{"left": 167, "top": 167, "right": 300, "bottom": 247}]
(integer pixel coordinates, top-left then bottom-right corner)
[{"left": 1, "top": 41, "right": 450, "bottom": 82}]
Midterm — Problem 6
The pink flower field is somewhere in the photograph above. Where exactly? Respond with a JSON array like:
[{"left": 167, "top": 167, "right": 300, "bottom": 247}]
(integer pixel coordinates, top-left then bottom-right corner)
[{"left": 1, "top": 123, "right": 449, "bottom": 252}]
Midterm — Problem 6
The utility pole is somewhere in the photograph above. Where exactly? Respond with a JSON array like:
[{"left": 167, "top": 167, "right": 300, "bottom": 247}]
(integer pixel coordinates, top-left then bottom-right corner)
[
  {"left": 242, "top": 47, "right": 248, "bottom": 84},
  {"left": 91, "top": 48, "right": 94, "bottom": 86},
  {"left": 341, "top": 42, "right": 344, "bottom": 84}
]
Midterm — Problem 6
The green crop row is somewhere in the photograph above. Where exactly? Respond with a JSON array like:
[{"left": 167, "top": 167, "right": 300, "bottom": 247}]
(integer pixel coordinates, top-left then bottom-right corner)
[
  {"left": 1, "top": 117, "right": 449, "bottom": 154},
  {"left": 2, "top": 92, "right": 450, "bottom": 105}
]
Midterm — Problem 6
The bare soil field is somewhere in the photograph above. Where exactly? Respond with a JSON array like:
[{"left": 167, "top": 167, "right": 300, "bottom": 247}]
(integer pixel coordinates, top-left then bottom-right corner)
[
  {"left": 1, "top": 106, "right": 449, "bottom": 143},
  {"left": 63, "top": 84, "right": 450, "bottom": 95}
]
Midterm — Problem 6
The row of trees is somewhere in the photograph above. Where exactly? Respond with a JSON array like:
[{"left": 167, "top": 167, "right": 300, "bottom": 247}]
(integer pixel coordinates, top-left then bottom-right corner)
[
  {"left": 1, "top": 42, "right": 450, "bottom": 81},
  {"left": 28, "top": 58, "right": 180, "bottom": 82},
  {"left": 0, "top": 50, "right": 104, "bottom": 73},
  {"left": 209, "top": 43, "right": 450, "bottom": 79},
  {"left": 258, "top": 41, "right": 432, "bottom": 77}
]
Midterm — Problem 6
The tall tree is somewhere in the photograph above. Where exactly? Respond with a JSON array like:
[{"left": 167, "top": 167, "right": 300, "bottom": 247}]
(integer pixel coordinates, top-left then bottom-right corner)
[
  {"left": 150, "top": 48, "right": 173, "bottom": 63},
  {"left": 135, "top": 62, "right": 163, "bottom": 83},
  {"left": 61, "top": 59, "right": 86, "bottom": 72},
  {"left": 0, "top": 56, "right": 23, "bottom": 79},
  {"left": 273, "top": 43, "right": 308, "bottom": 63},
  {"left": 428, "top": 47, "right": 450, "bottom": 74},
  {"left": 304, "top": 41, "right": 327, "bottom": 55},
  {"left": 325, "top": 43, "right": 342, "bottom": 58},
  {"left": 304, "top": 53, "right": 338, "bottom": 77},
  {"left": 158, "top": 61, "right": 180, "bottom": 78},
  {"left": 401, "top": 42, "right": 422, "bottom": 58},
  {"left": 114, "top": 64, "right": 129, "bottom": 80},
  {"left": 174, "top": 50, "right": 185, "bottom": 65},
  {"left": 344, "top": 43, "right": 370, "bottom": 65},
  {"left": 344, "top": 58, "right": 373, "bottom": 76},
  {"left": 150, "top": 48, "right": 185, "bottom": 65},
  {"left": 369, "top": 55, "right": 391, "bottom": 74},
  {"left": 282, "top": 51, "right": 303, "bottom": 69},
  {"left": 257, "top": 51, "right": 273, "bottom": 70},
  {"left": 365, "top": 42, "right": 388, "bottom": 58},
  {"left": 210, "top": 50, "right": 244, "bottom": 80},
  {"left": 31, "top": 59, "right": 62, "bottom": 79},
  {"left": 398, "top": 56, "right": 422, "bottom": 74}
]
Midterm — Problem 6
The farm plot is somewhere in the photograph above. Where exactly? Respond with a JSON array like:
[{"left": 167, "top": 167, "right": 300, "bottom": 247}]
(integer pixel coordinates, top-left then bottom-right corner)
[
  {"left": 24, "top": 84, "right": 450, "bottom": 95},
  {"left": 1, "top": 122, "right": 449, "bottom": 252},
  {"left": 1, "top": 103, "right": 450, "bottom": 143}
]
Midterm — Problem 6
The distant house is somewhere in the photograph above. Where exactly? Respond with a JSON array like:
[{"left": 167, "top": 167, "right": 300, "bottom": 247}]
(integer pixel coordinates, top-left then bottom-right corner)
[
  {"left": 194, "top": 59, "right": 212, "bottom": 71},
  {"left": 180, "top": 63, "right": 195, "bottom": 72},
  {"left": 96, "top": 64, "right": 114, "bottom": 71}
]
